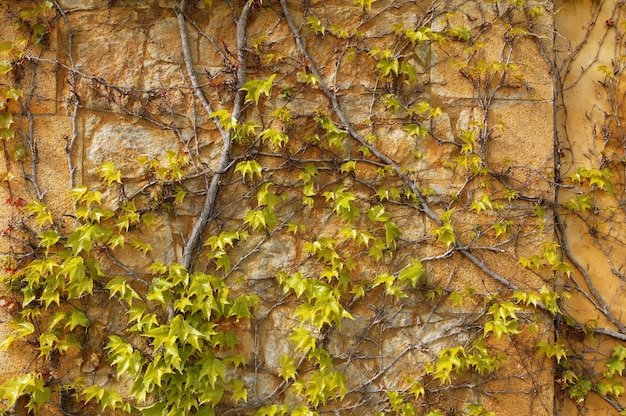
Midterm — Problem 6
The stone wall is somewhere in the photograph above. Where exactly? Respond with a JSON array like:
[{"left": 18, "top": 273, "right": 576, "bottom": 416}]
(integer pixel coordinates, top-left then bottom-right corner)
[{"left": 0, "top": 0, "right": 623, "bottom": 414}]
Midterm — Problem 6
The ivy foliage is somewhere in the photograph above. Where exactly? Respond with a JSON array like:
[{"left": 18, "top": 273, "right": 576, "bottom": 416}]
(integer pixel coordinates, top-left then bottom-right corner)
[{"left": 0, "top": 0, "right": 625, "bottom": 415}]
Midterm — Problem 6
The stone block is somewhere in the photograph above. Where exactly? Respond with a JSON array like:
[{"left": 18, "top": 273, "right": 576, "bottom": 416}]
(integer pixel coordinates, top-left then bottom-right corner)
[
  {"left": 29, "top": 116, "right": 74, "bottom": 215},
  {"left": 84, "top": 115, "right": 181, "bottom": 181},
  {"left": 148, "top": 17, "right": 198, "bottom": 63},
  {"left": 485, "top": 100, "right": 554, "bottom": 194},
  {"left": 67, "top": 10, "right": 149, "bottom": 90}
]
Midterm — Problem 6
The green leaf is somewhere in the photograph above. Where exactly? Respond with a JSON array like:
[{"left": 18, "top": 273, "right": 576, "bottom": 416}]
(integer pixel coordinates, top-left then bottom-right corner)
[
  {"left": 256, "top": 183, "right": 282, "bottom": 210},
  {"left": 410, "top": 380, "right": 425, "bottom": 398},
  {"left": 0, "top": 320, "right": 35, "bottom": 350},
  {"left": 106, "top": 276, "right": 140, "bottom": 305},
  {"left": 0, "top": 376, "right": 25, "bottom": 408},
  {"left": 245, "top": 209, "right": 270, "bottom": 232},
  {"left": 100, "top": 389, "right": 125, "bottom": 410},
  {"left": 404, "top": 26, "right": 436, "bottom": 43},
  {"left": 131, "top": 238, "right": 153, "bottom": 254},
  {"left": 260, "top": 128, "right": 289, "bottom": 147},
  {"left": 68, "top": 185, "right": 88, "bottom": 202},
  {"left": 66, "top": 308, "right": 90, "bottom": 331},
  {"left": 400, "top": 61, "right": 417, "bottom": 83},
  {"left": 196, "top": 406, "right": 216, "bottom": 416},
  {"left": 256, "top": 404, "right": 290, "bottom": 416},
  {"left": 106, "top": 335, "right": 145, "bottom": 378},
  {"left": 11, "top": 143, "right": 27, "bottom": 161},
  {"left": 63, "top": 256, "right": 92, "bottom": 298},
  {"left": 280, "top": 354, "right": 297, "bottom": 381},
  {"left": 306, "top": 15, "right": 325, "bottom": 35},
  {"left": 97, "top": 161, "right": 122, "bottom": 186},
  {"left": 552, "top": 260, "right": 572, "bottom": 277},
  {"left": 0, "top": 60, "right": 12, "bottom": 75},
  {"left": 229, "top": 378, "right": 247, "bottom": 403},
  {"left": 367, "top": 205, "right": 390, "bottom": 223},
  {"left": 297, "top": 71, "right": 320, "bottom": 86},
  {"left": 398, "top": 259, "right": 425, "bottom": 287},
  {"left": 38, "top": 331, "right": 59, "bottom": 357},
  {"left": 431, "top": 222, "right": 456, "bottom": 248},
  {"left": 241, "top": 74, "right": 276, "bottom": 105},
  {"left": 228, "top": 294, "right": 259, "bottom": 320},
  {"left": 66, "top": 226, "right": 93, "bottom": 255},
  {"left": 0, "top": 111, "right": 13, "bottom": 129},
  {"left": 490, "top": 221, "right": 511, "bottom": 237},
  {"left": 27, "top": 377, "right": 51, "bottom": 412},
  {"left": 210, "top": 108, "right": 237, "bottom": 130},
  {"left": 139, "top": 402, "right": 166, "bottom": 416},
  {"left": 381, "top": 94, "right": 401, "bottom": 112},
  {"left": 289, "top": 325, "right": 317, "bottom": 354},
  {"left": 339, "top": 160, "right": 358, "bottom": 174},
  {"left": 25, "top": 200, "right": 53, "bottom": 226},
  {"left": 235, "top": 160, "right": 263, "bottom": 180},
  {"left": 292, "top": 406, "right": 319, "bottom": 416},
  {"left": 607, "top": 346, "right": 626, "bottom": 376},
  {"left": 373, "top": 273, "right": 406, "bottom": 298},
  {"left": 405, "top": 123, "right": 427, "bottom": 138},
  {"left": 48, "top": 311, "right": 67, "bottom": 330},
  {"left": 537, "top": 340, "right": 569, "bottom": 364},
  {"left": 39, "top": 230, "right": 60, "bottom": 249},
  {"left": 597, "top": 381, "right": 611, "bottom": 396},
  {"left": 376, "top": 52, "right": 399, "bottom": 77},
  {"left": 199, "top": 356, "right": 226, "bottom": 388},
  {"left": 108, "top": 234, "right": 125, "bottom": 249},
  {"left": 384, "top": 220, "right": 402, "bottom": 248},
  {"left": 0, "top": 373, "right": 50, "bottom": 411},
  {"left": 323, "top": 187, "right": 360, "bottom": 222},
  {"left": 448, "top": 26, "right": 471, "bottom": 41},
  {"left": 3, "top": 87, "right": 22, "bottom": 101},
  {"left": 449, "top": 291, "right": 463, "bottom": 306},
  {"left": 354, "top": 0, "right": 377, "bottom": 10}
]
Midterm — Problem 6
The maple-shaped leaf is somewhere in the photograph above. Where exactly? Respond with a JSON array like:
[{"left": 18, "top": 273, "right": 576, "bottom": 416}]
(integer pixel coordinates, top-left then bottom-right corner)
[
  {"left": 432, "top": 222, "right": 456, "bottom": 248},
  {"left": 607, "top": 346, "right": 626, "bottom": 376},
  {"left": 398, "top": 259, "right": 425, "bottom": 287},
  {"left": 97, "top": 161, "right": 122, "bottom": 186},
  {"left": 384, "top": 220, "right": 401, "bottom": 247},
  {"left": 66, "top": 226, "right": 93, "bottom": 255},
  {"left": 61, "top": 308, "right": 89, "bottom": 331},
  {"left": 376, "top": 54, "right": 399, "bottom": 77},
  {"left": 260, "top": 128, "right": 289, "bottom": 147},
  {"left": 354, "top": 0, "right": 377, "bottom": 10},
  {"left": 25, "top": 200, "right": 53, "bottom": 226},
  {"left": 367, "top": 205, "right": 390, "bottom": 222},
  {"left": 229, "top": 378, "right": 247, "bottom": 403},
  {"left": 305, "top": 15, "right": 325, "bottom": 35},
  {"left": 39, "top": 230, "right": 60, "bottom": 249},
  {"left": 240, "top": 74, "right": 276, "bottom": 105},
  {"left": 289, "top": 325, "right": 317, "bottom": 354},
  {"left": 280, "top": 354, "right": 297, "bottom": 381},
  {"left": 235, "top": 160, "right": 263, "bottom": 180},
  {"left": 0, "top": 111, "right": 13, "bottom": 129},
  {"left": 199, "top": 356, "right": 226, "bottom": 388},
  {"left": 536, "top": 340, "right": 568, "bottom": 364}
]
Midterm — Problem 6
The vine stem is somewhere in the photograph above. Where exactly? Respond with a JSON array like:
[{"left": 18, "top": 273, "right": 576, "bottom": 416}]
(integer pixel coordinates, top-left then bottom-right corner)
[
  {"left": 53, "top": 0, "right": 79, "bottom": 189},
  {"left": 176, "top": 0, "right": 251, "bottom": 271}
]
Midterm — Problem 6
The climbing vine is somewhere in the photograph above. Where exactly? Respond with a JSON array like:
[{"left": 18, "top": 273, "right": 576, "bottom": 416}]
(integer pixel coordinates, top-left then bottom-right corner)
[{"left": 0, "top": 0, "right": 625, "bottom": 415}]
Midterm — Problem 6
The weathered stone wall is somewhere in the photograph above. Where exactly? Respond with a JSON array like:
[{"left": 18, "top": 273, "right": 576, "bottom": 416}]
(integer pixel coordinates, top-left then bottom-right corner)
[{"left": 0, "top": 0, "right": 621, "bottom": 414}]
